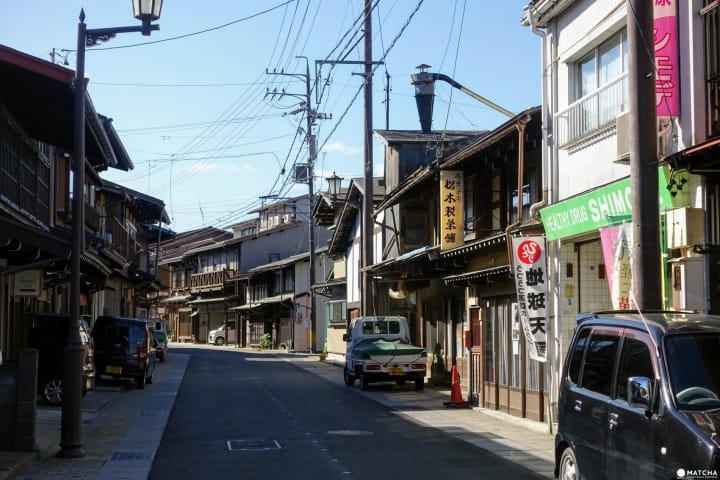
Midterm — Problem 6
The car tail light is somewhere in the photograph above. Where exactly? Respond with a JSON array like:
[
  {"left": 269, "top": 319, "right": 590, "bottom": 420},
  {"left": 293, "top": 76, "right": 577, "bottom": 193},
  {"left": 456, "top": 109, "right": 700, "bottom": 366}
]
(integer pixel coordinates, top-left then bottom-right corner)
[
  {"left": 411, "top": 363, "right": 426, "bottom": 370},
  {"left": 366, "top": 364, "right": 381, "bottom": 371},
  {"left": 138, "top": 346, "right": 147, "bottom": 360}
]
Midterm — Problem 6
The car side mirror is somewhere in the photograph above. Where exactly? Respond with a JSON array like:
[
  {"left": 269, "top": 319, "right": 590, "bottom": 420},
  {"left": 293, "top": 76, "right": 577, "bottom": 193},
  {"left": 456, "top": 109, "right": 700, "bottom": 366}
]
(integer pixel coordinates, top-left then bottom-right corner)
[
  {"left": 628, "top": 376, "right": 653, "bottom": 410},
  {"left": 342, "top": 333, "right": 349, "bottom": 342}
]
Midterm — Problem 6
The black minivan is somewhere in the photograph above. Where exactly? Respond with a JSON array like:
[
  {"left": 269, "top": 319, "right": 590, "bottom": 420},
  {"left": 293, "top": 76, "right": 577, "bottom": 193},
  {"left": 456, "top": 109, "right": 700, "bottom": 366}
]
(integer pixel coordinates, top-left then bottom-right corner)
[
  {"left": 29, "top": 313, "right": 95, "bottom": 405},
  {"left": 92, "top": 316, "right": 157, "bottom": 389},
  {"left": 556, "top": 311, "right": 720, "bottom": 479}
]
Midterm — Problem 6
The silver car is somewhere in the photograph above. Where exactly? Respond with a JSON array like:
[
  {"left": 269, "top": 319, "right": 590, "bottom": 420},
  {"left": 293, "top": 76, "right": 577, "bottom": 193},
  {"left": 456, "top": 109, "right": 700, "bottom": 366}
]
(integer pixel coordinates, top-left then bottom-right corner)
[{"left": 208, "top": 321, "right": 236, "bottom": 346}]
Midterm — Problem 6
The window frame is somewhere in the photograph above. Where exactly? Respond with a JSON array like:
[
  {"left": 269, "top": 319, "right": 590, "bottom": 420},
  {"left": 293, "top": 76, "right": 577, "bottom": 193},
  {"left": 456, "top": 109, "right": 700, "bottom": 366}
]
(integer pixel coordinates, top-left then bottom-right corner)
[{"left": 577, "top": 326, "right": 622, "bottom": 397}]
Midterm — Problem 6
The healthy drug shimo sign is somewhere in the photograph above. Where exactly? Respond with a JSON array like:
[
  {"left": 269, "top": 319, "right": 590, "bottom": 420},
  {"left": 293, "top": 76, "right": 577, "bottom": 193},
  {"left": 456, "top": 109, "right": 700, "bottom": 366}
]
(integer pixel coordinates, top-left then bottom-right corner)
[{"left": 539, "top": 168, "right": 676, "bottom": 241}]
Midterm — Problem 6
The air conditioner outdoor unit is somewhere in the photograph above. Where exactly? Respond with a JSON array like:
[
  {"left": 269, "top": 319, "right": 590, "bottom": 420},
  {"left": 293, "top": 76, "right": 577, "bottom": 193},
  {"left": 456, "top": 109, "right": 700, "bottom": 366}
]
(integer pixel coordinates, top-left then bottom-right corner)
[
  {"left": 616, "top": 113, "right": 672, "bottom": 162},
  {"left": 616, "top": 111, "right": 630, "bottom": 161}
]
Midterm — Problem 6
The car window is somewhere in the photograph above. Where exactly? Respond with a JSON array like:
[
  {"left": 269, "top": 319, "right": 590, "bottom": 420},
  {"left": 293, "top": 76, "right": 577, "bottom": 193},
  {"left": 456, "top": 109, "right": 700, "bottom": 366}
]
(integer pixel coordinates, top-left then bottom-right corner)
[
  {"left": 615, "top": 337, "right": 653, "bottom": 402},
  {"left": 568, "top": 327, "right": 591, "bottom": 384},
  {"left": 666, "top": 333, "right": 720, "bottom": 409},
  {"left": 579, "top": 332, "right": 620, "bottom": 396}
]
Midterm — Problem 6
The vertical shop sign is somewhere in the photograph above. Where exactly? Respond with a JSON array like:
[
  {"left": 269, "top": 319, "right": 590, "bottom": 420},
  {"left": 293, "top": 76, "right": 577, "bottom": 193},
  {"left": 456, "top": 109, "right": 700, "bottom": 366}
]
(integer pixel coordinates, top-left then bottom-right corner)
[
  {"left": 440, "top": 170, "right": 464, "bottom": 251},
  {"left": 655, "top": 0, "right": 678, "bottom": 117},
  {"left": 599, "top": 222, "right": 634, "bottom": 309},
  {"left": 512, "top": 236, "right": 547, "bottom": 362}
]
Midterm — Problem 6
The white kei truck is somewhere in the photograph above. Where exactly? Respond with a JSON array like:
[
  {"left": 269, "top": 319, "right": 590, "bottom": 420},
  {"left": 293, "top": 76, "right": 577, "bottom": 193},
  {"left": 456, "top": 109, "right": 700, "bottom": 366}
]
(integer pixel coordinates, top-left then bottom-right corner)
[{"left": 342, "top": 316, "right": 427, "bottom": 391}]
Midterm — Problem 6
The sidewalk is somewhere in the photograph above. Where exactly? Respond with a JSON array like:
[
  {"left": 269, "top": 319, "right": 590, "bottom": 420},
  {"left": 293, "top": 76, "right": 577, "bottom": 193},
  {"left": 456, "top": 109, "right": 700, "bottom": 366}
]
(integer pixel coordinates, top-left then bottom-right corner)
[
  {"left": 0, "top": 352, "right": 188, "bottom": 480},
  {"left": 1, "top": 346, "right": 555, "bottom": 479}
]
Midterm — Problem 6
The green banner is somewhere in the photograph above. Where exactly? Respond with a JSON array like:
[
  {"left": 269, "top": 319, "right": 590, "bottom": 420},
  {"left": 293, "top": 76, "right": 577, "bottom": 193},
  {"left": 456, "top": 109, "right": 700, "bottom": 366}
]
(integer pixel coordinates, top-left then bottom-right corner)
[{"left": 540, "top": 167, "right": 682, "bottom": 241}]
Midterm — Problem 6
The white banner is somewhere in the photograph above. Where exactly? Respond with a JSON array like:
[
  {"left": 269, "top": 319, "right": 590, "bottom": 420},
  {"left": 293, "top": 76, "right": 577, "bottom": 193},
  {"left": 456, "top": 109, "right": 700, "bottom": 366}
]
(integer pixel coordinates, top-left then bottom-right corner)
[{"left": 512, "top": 236, "right": 548, "bottom": 362}]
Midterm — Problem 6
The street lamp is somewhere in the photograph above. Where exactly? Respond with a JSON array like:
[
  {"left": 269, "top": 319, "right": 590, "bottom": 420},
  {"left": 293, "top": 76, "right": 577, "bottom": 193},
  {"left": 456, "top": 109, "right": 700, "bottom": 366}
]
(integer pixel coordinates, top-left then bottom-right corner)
[
  {"left": 62, "top": 1, "right": 162, "bottom": 459},
  {"left": 326, "top": 171, "right": 343, "bottom": 198}
]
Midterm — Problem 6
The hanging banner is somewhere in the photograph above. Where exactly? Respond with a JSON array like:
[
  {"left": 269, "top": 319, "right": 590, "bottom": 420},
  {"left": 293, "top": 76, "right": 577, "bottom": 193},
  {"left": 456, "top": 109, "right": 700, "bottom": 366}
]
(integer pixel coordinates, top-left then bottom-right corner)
[
  {"left": 440, "top": 170, "right": 464, "bottom": 251},
  {"left": 599, "top": 222, "right": 634, "bottom": 309},
  {"left": 654, "top": 0, "right": 678, "bottom": 117},
  {"left": 512, "top": 236, "right": 547, "bottom": 362}
]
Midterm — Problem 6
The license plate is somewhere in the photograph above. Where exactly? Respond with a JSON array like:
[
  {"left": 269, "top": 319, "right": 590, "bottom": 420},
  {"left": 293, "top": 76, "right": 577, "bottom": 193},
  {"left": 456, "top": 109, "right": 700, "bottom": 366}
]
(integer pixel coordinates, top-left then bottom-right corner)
[
  {"left": 106, "top": 365, "right": 122, "bottom": 375},
  {"left": 388, "top": 366, "right": 404, "bottom": 376}
]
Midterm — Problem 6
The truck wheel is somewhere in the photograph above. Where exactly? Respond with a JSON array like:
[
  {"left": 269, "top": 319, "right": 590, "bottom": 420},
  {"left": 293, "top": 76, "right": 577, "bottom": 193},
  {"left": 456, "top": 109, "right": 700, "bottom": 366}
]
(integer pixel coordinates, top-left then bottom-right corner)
[
  {"left": 136, "top": 374, "right": 146, "bottom": 390},
  {"left": 344, "top": 366, "right": 356, "bottom": 387},
  {"left": 360, "top": 372, "right": 369, "bottom": 391},
  {"left": 414, "top": 375, "right": 425, "bottom": 391}
]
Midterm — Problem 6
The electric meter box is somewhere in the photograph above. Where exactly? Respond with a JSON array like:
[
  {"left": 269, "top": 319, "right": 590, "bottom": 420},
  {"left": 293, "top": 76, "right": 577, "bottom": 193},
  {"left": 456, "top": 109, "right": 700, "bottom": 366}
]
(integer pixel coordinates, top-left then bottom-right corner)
[
  {"left": 667, "top": 207, "right": 704, "bottom": 249},
  {"left": 669, "top": 256, "right": 705, "bottom": 311}
]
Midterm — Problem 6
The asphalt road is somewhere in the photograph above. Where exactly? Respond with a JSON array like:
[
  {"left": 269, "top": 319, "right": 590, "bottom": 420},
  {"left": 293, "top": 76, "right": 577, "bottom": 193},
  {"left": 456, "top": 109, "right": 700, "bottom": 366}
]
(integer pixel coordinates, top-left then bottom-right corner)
[{"left": 149, "top": 347, "right": 547, "bottom": 479}]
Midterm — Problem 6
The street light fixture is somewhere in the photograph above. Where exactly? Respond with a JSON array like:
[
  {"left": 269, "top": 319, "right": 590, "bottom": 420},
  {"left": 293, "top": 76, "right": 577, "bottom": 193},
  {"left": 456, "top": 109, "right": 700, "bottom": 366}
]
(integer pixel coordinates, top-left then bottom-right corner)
[
  {"left": 326, "top": 171, "right": 343, "bottom": 198},
  {"left": 62, "top": 1, "right": 162, "bottom": 459}
]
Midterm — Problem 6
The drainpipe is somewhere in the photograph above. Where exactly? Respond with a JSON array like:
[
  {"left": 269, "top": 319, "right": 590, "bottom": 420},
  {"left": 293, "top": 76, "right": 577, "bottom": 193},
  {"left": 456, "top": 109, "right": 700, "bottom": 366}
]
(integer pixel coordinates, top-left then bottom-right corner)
[
  {"left": 526, "top": 3, "right": 560, "bottom": 434},
  {"left": 527, "top": 6, "right": 550, "bottom": 221},
  {"left": 505, "top": 115, "right": 531, "bottom": 264}
]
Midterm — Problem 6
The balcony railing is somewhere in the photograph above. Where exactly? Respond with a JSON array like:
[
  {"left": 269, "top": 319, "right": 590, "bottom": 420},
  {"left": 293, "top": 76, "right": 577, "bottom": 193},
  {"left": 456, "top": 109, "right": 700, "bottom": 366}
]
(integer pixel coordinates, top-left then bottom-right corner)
[
  {"left": 85, "top": 202, "right": 100, "bottom": 232},
  {"left": 190, "top": 269, "right": 235, "bottom": 293},
  {"left": 107, "top": 216, "right": 129, "bottom": 259},
  {"left": 555, "top": 73, "right": 628, "bottom": 148}
]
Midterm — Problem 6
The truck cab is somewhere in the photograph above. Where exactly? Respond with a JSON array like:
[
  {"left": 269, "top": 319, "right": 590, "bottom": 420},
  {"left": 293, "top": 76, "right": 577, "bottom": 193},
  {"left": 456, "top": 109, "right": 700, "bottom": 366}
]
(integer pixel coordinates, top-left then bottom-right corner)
[{"left": 342, "top": 316, "right": 427, "bottom": 391}]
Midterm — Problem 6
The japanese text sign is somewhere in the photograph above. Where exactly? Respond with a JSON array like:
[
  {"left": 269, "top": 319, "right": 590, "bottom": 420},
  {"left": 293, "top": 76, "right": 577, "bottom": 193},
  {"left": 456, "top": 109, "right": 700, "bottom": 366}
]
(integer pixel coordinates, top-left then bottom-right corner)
[
  {"left": 440, "top": 170, "right": 464, "bottom": 251},
  {"left": 512, "top": 236, "right": 548, "bottom": 362},
  {"left": 655, "top": 0, "right": 678, "bottom": 117}
]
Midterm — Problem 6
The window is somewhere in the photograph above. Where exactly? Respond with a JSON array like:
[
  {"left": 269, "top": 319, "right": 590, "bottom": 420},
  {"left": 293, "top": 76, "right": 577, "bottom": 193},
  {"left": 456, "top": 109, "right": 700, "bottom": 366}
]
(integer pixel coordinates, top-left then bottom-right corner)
[
  {"left": 568, "top": 327, "right": 591, "bottom": 384},
  {"left": 558, "top": 30, "right": 629, "bottom": 146},
  {"left": 703, "top": 1, "right": 720, "bottom": 136},
  {"left": 282, "top": 267, "right": 293, "bottom": 292},
  {"left": 464, "top": 174, "right": 475, "bottom": 237},
  {"left": 580, "top": 331, "right": 620, "bottom": 396},
  {"left": 575, "top": 31, "right": 627, "bottom": 101},
  {"left": 326, "top": 301, "right": 347, "bottom": 325},
  {"left": 615, "top": 337, "right": 653, "bottom": 402}
]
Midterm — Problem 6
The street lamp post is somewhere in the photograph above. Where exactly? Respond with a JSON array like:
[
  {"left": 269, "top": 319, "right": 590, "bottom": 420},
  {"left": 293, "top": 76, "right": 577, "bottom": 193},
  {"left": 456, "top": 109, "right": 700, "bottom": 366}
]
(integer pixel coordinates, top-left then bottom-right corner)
[
  {"left": 326, "top": 172, "right": 343, "bottom": 199},
  {"left": 61, "top": 1, "right": 162, "bottom": 459}
]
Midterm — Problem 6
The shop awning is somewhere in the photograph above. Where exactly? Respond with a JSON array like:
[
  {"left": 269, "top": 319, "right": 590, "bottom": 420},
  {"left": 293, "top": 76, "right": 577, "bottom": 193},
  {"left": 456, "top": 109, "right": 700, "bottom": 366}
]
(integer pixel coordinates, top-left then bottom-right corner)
[
  {"left": 258, "top": 294, "right": 292, "bottom": 305},
  {"left": 160, "top": 294, "right": 192, "bottom": 303},
  {"left": 230, "top": 303, "right": 259, "bottom": 311},
  {"left": 664, "top": 136, "right": 720, "bottom": 174},
  {"left": 443, "top": 265, "right": 512, "bottom": 286},
  {"left": 186, "top": 295, "right": 236, "bottom": 305}
]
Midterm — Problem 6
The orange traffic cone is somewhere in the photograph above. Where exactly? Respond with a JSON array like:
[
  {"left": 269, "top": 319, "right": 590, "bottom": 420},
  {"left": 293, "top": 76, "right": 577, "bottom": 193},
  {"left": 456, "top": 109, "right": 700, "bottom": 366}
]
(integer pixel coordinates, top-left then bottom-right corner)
[{"left": 443, "top": 365, "right": 469, "bottom": 408}]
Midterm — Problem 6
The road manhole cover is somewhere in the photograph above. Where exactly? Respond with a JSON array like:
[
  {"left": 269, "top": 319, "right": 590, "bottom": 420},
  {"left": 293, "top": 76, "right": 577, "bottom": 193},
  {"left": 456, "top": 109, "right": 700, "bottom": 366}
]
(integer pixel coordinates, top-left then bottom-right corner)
[
  {"left": 227, "top": 438, "right": 281, "bottom": 451},
  {"left": 326, "top": 430, "right": 374, "bottom": 436}
]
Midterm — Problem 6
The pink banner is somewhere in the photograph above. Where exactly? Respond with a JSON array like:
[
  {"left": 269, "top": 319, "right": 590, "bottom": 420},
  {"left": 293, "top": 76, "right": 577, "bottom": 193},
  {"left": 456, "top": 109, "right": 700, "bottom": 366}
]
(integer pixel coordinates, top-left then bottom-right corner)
[
  {"left": 654, "top": 1, "right": 679, "bottom": 117},
  {"left": 599, "top": 223, "right": 634, "bottom": 309}
]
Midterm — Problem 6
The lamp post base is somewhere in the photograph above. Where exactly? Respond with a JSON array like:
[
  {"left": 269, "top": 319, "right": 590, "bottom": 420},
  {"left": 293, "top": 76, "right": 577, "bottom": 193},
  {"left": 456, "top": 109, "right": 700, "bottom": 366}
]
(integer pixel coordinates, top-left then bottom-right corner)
[{"left": 57, "top": 446, "right": 86, "bottom": 459}]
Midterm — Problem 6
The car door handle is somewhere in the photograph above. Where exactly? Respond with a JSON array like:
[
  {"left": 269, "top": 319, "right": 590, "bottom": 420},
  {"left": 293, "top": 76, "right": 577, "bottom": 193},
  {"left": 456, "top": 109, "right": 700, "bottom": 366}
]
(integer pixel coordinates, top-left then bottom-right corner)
[
  {"left": 609, "top": 412, "right": 619, "bottom": 430},
  {"left": 574, "top": 399, "right": 582, "bottom": 412}
]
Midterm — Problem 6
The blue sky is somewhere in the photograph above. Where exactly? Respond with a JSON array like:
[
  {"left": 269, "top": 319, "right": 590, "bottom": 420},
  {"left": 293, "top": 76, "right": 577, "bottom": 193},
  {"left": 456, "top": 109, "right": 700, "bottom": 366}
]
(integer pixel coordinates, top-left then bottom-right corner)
[{"left": 2, "top": 0, "right": 540, "bottom": 233}]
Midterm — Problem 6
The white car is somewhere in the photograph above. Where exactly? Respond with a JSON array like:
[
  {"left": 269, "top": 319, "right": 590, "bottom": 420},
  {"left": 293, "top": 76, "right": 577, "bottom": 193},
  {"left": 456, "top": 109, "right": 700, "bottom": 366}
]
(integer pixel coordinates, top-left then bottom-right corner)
[{"left": 208, "top": 321, "right": 236, "bottom": 345}]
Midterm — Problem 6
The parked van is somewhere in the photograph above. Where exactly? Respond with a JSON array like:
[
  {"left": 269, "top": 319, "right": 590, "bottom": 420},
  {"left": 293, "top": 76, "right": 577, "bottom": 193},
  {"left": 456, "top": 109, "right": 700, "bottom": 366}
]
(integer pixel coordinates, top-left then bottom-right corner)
[
  {"left": 208, "top": 320, "right": 236, "bottom": 346},
  {"left": 91, "top": 316, "right": 157, "bottom": 389},
  {"left": 28, "top": 313, "right": 95, "bottom": 405},
  {"left": 556, "top": 311, "right": 720, "bottom": 479}
]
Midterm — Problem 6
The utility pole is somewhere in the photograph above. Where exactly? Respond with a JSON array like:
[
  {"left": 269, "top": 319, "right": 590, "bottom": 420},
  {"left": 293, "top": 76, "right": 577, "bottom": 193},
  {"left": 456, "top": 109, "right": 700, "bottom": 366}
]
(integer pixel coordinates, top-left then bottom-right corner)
[
  {"left": 362, "top": 0, "right": 374, "bottom": 316},
  {"left": 266, "top": 60, "right": 328, "bottom": 352},
  {"left": 314, "top": 3, "right": 382, "bottom": 317},
  {"left": 628, "top": 0, "right": 661, "bottom": 309}
]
